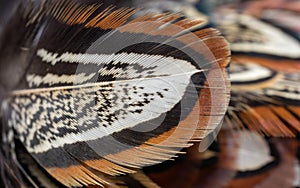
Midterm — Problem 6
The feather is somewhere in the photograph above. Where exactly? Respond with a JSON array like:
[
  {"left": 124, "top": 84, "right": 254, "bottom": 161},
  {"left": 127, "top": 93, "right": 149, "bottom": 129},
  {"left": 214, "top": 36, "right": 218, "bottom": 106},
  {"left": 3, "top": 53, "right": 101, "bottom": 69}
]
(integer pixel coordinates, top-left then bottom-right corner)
[
  {"left": 0, "top": 0, "right": 230, "bottom": 187},
  {"left": 227, "top": 137, "right": 299, "bottom": 188},
  {"left": 140, "top": 1, "right": 300, "bottom": 188},
  {"left": 260, "top": 9, "right": 300, "bottom": 40},
  {"left": 132, "top": 0, "right": 209, "bottom": 22},
  {"left": 146, "top": 130, "right": 237, "bottom": 188},
  {"left": 244, "top": 0, "right": 300, "bottom": 17},
  {"left": 227, "top": 56, "right": 300, "bottom": 137},
  {"left": 212, "top": 10, "right": 300, "bottom": 58},
  {"left": 146, "top": 129, "right": 299, "bottom": 188}
]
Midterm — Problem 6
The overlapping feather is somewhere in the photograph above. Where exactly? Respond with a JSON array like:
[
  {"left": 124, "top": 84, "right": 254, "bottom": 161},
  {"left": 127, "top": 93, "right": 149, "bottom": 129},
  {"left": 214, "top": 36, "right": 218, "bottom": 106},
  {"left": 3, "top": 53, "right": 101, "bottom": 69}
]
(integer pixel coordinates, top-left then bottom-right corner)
[
  {"left": 0, "top": 0, "right": 230, "bottom": 187},
  {"left": 142, "top": 1, "right": 300, "bottom": 187}
]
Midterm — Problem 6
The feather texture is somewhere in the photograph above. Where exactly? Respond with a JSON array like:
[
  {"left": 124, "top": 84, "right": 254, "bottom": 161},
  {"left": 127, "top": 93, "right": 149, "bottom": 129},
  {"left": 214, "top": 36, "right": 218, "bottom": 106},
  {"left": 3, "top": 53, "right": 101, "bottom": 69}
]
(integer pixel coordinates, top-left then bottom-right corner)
[
  {"left": 213, "top": 10, "right": 300, "bottom": 58},
  {"left": 0, "top": 0, "right": 230, "bottom": 187},
  {"left": 227, "top": 56, "right": 300, "bottom": 137},
  {"left": 145, "top": 2, "right": 300, "bottom": 187}
]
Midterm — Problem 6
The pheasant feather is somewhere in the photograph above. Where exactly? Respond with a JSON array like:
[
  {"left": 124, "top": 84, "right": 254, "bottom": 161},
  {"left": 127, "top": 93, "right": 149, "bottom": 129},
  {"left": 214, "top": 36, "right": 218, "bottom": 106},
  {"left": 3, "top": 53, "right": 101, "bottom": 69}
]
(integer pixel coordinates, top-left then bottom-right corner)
[{"left": 0, "top": 0, "right": 230, "bottom": 187}]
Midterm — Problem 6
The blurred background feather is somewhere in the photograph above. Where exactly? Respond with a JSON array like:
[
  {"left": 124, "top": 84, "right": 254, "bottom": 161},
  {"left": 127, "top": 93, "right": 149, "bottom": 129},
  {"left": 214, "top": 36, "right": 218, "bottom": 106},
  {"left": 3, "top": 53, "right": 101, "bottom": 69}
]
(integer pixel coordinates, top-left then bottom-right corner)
[{"left": 138, "top": 0, "right": 300, "bottom": 187}]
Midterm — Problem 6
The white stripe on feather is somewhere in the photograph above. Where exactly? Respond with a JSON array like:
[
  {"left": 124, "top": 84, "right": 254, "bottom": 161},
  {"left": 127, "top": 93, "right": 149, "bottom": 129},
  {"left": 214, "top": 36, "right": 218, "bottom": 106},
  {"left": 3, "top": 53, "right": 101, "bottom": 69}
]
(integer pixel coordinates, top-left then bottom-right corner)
[
  {"left": 236, "top": 131, "right": 274, "bottom": 172},
  {"left": 27, "top": 73, "right": 96, "bottom": 87},
  {"left": 264, "top": 89, "right": 300, "bottom": 100},
  {"left": 230, "top": 63, "right": 273, "bottom": 82},
  {"left": 34, "top": 49, "right": 201, "bottom": 87},
  {"left": 37, "top": 49, "right": 196, "bottom": 75}
]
